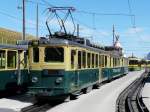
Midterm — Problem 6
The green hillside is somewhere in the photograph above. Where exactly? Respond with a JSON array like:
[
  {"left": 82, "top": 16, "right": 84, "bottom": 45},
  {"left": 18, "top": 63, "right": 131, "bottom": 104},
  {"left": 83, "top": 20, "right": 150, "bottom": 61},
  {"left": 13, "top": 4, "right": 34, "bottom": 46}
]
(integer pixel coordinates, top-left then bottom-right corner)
[{"left": 0, "top": 27, "right": 34, "bottom": 45}]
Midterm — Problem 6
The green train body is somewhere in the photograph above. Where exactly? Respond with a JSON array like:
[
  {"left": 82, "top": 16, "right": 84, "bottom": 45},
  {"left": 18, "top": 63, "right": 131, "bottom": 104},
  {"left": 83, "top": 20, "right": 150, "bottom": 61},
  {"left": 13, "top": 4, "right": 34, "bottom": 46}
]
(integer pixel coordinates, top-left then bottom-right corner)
[
  {"left": 0, "top": 70, "right": 29, "bottom": 91},
  {"left": 29, "top": 67, "right": 128, "bottom": 98},
  {"left": 0, "top": 45, "right": 29, "bottom": 92},
  {"left": 27, "top": 37, "right": 128, "bottom": 100},
  {"left": 29, "top": 69, "right": 99, "bottom": 97}
]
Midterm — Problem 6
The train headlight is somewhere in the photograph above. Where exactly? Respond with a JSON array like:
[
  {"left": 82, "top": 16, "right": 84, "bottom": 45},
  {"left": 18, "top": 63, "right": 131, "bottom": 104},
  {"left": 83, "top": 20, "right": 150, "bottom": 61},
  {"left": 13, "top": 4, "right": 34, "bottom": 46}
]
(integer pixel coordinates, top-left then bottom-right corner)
[
  {"left": 55, "top": 77, "right": 63, "bottom": 84},
  {"left": 32, "top": 77, "right": 38, "bottom": 83}
]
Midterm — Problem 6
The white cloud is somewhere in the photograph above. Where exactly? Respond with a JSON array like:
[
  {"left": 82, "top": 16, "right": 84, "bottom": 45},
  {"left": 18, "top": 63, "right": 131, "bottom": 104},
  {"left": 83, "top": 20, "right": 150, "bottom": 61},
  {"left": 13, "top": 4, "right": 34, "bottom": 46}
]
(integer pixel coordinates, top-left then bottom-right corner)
[
  {"left": 125, "top": 27, "right": 144, "bottom": 35},
  {"left": 140, "top": 35, "right": 150, "bottom": 42}
]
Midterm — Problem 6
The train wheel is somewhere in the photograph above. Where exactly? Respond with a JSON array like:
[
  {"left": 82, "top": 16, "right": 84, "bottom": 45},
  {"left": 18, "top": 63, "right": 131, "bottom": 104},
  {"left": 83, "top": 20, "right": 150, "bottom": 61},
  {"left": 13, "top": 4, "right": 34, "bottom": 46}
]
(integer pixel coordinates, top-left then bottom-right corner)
[
  {"left": 64, "top": 94, "right": 77, "bottom": 102},
  {"left": 64, "top": 95, "right": 71, "bottom": 102},
  {"left": 83, "top": 86, "right": 93, "bottom": 94},
  {"left": 93, "top": 83, "right": 100, "bottom": 89}
]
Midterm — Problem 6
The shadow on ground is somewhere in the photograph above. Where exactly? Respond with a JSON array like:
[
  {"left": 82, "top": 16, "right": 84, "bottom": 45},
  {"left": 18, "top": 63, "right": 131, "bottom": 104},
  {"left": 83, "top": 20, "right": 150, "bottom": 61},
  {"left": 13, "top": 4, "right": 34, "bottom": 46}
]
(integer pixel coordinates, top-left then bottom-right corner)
[{"left": 0, "top": 108, "right": 16, "bottom": 112}]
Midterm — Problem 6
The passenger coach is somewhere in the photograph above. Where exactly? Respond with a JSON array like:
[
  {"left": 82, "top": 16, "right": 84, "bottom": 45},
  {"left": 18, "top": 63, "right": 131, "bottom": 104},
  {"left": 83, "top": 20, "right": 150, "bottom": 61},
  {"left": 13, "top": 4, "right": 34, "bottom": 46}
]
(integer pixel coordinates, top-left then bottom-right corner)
[
  {"left": 128, "top": 57, "right": 141, "bottom": 71},
  {"left": 0, "top": 44, "right": 29, "bottom": 93},
  {"left": 27, "top": 35, "right": 128, "bottom": 100}
]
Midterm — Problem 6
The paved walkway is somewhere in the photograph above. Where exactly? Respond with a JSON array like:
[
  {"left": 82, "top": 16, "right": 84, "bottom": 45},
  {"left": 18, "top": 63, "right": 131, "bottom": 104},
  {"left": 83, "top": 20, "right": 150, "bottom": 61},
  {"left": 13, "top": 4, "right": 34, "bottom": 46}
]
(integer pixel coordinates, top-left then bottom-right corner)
[{"left": 142, "top": 74, "right": 150, "bottom": 111}]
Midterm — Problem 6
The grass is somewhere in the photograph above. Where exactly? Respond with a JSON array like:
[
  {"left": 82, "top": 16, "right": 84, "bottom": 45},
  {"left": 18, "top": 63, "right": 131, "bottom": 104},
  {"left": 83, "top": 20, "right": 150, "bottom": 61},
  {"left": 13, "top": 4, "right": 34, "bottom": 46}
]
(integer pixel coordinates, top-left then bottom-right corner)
[{"left": 0, "top": 27, "right": 34, "bottom": 45}]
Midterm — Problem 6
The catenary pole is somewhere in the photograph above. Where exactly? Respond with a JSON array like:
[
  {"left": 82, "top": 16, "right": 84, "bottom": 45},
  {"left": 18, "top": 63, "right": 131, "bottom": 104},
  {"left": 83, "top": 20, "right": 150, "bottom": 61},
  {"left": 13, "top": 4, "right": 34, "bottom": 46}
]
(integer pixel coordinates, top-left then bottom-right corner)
[{"left": 23, "top": 0, "right": 25, "bottom": 40}]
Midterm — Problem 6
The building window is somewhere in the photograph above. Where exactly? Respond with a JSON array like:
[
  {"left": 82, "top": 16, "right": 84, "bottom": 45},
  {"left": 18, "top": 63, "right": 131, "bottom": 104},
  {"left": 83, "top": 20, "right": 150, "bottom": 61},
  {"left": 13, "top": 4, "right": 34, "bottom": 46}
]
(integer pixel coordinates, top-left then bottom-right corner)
[
  {"left": 78, "top": 51, "right": 81, "bottom": 69},
  {"left": 45, "top": 47, "right": 64, "bottom": 62},
  {"left": 33, "top": 47, "right": 39, "bottom": 63},
  {"left": 0, "top": 50, "right": 5, "bottom": 69},
  {"left": 7, "top": 51, "right": 16, "bottom": 68},
  {"left": 82, "top": 51, "right": 86, "bottom": 68}
]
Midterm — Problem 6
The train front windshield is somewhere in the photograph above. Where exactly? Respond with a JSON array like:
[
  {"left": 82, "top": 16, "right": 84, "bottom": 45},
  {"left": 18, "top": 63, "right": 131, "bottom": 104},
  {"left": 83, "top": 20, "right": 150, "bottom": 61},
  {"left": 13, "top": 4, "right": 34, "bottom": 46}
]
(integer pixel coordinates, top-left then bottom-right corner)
[
  {"left": 129, "top": 60, "right": 139, "bottom": 65},
  {"left": 44, "top": 47, "right": 64, "bottom": 62}
]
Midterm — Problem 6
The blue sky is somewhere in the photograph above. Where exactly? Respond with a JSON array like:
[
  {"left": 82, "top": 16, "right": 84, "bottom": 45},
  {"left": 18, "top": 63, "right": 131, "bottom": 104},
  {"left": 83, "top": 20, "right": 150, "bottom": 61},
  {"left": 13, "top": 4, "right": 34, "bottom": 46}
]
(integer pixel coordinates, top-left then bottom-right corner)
[{"left": 0, "top": 0, "right": 150, "bottom": 58}]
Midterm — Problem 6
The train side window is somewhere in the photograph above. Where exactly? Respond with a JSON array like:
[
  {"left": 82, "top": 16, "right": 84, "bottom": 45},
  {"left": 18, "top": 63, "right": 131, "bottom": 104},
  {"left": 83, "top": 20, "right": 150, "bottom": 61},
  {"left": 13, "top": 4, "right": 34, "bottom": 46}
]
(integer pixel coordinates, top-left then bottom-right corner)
[
  {"left": 119, "top": 58, "right": 120, "bottom": 66},
  {"left": 115, "top": 58, "right": 117, "bottom": 67},
  {"left": 78, "top": 51, "right": 81, "bottom": 69},
  {"left": 33, "top": 47, "right": 39, "bottom": 63},
  {"left": 103, "top": 55, "right": 105, "bottom": 67},
  {"left": 110, "top": 57, "right": 112, "bottom": 67},
  {"left": 71, "top": 50, "right": 76, "bottom": 69},
  {"left": 101, "top": 55, "right": 104, "bottom": 67},
  {"left": 92, "top": 53, "right": 95, "bottom": 68},
  {"left": 122, "top": 59, "right": 124, "bottom": 66},
  {"left": 24, "top": 51, "right": 28, "bottom": 67},
  {"left": 105, "top": 56, "right": 107, "bottom": 67},
  {"left": 95, "top": 54, "right": 98, "bottom": 67},
  {"left": 82, "top": 51, "right": 86, "bottom": 68},
  {"left": 0, "top": 50, "right": 5, "bottom": 69},
  {"left": 117, "top": 58, "right": 118, "bottom": 66},
  {"left": 113, "top": 58, "right": 115, "bottom": 67},
  {"left": 99, "top": 55, "right": 101, "bottom": 67},
  {"left": 7, "top": 51, "right": 16, "bottom": 68},
  {"left": 87, "top": 53, "right": 91, "bottom": 68}
]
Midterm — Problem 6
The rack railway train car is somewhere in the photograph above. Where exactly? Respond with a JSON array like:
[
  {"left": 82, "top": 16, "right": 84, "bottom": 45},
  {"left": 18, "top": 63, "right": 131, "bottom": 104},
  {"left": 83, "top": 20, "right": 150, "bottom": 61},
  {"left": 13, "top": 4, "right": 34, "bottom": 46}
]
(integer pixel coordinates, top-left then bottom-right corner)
[
  {"left": 21, "top": 6, "right": 129, "bottom": 100},
  {"left": 140, "top": 59, "right": 147, "bottom": 70},
  {"left": 0, "top": 44, "right": 29, "bottom": 93},
  {"left": 27, "top": 35, "right": 128, "bottom": 101},
  {"left": 146, "top": 60, "right": 150, "bottom": 68},
  {"left": 128, "top": 57, "right": 141, "bottom": 71}
]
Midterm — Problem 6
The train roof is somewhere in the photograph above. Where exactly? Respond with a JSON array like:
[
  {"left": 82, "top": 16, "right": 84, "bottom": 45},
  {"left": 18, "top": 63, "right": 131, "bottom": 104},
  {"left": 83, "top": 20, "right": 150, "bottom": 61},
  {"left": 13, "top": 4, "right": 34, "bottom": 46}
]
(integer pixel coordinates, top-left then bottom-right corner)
[
  {"left": 28, "top": 37, "right": 123, "bottom": 58},
  {"left": 128, "top": 57, "right": 141, "bottom": 61},
  {"left": 0, "top": 44, "right": 28, "bottom": 50}
]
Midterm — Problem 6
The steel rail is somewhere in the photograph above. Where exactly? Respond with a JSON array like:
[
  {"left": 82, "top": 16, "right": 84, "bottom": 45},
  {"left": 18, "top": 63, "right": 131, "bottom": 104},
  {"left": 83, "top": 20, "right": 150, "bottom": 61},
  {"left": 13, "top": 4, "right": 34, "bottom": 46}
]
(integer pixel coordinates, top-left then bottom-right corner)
[{"left": 116, "top": 72, "right": 149, "bottom": 112}]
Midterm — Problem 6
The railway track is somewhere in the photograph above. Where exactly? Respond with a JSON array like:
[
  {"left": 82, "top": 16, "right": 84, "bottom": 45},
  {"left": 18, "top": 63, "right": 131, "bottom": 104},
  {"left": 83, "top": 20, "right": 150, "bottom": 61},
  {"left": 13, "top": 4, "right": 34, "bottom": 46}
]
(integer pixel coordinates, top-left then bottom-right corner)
[
  {"left": 116, "top": 72, "right": 149, "bottom": 112},
  {"left": 21, "top": 103, "right": 52, "bottom": 112}
]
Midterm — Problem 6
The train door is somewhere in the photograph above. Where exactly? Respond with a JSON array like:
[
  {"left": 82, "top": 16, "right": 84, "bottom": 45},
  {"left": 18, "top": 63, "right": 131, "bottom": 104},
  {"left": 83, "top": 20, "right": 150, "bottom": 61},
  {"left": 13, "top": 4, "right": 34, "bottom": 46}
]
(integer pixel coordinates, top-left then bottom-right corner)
[
  {"left": 99, "top": 54, "right": 102, "bottom": 83},
  {"left": 71, "top": 49, "right": 79, "bottom": 88},
  {"left": 99, "top": 54, "right": 106, "bottom": 82}
]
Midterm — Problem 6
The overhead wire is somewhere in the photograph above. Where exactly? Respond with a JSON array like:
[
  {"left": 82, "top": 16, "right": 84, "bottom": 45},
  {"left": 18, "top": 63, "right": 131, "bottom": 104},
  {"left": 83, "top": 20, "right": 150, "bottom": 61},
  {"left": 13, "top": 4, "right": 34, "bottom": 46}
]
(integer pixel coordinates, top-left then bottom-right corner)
[
  {"left": 27, "top": 0, "right": 149, "bottom": 56},
  {"left": 39, "top": 0, "right": 134, "bottom": 28},
  {"left": 76, "top": 10, "right": 134, "bottom": 17},
  {"left": 0, "top": 10, "right": 21, "bottom": 22},
  {"left": 0, "top": 8, "right": 52, "bottom": 35},
  {"left": 25, "top": 0, "right": 139, "bottom": 35}
]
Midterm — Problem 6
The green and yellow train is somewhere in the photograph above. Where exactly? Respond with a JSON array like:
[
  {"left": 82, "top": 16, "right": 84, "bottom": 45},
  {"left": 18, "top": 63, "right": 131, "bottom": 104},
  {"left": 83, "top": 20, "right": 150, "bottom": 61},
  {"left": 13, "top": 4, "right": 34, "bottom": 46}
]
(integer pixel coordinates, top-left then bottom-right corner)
[
  {"left": 146, "top": 60, "right": 150, "bottom": 68},
  {"left": 27, "top": 36, "right": 128, "bottom": 100},
  {"left": 128, "top": 57, "right": 141, "bottom": 71},
  {"left": 0, "top": 44, "right": 29, "bottom": 93}
]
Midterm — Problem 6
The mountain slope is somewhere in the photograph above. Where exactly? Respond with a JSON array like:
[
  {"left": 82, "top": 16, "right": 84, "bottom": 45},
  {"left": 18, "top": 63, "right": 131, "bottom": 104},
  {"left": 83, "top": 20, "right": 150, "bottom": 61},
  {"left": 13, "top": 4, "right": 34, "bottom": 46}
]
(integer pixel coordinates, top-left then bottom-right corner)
[{"left": 0, "top": 27, "right": 34, "bottom": 44}]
